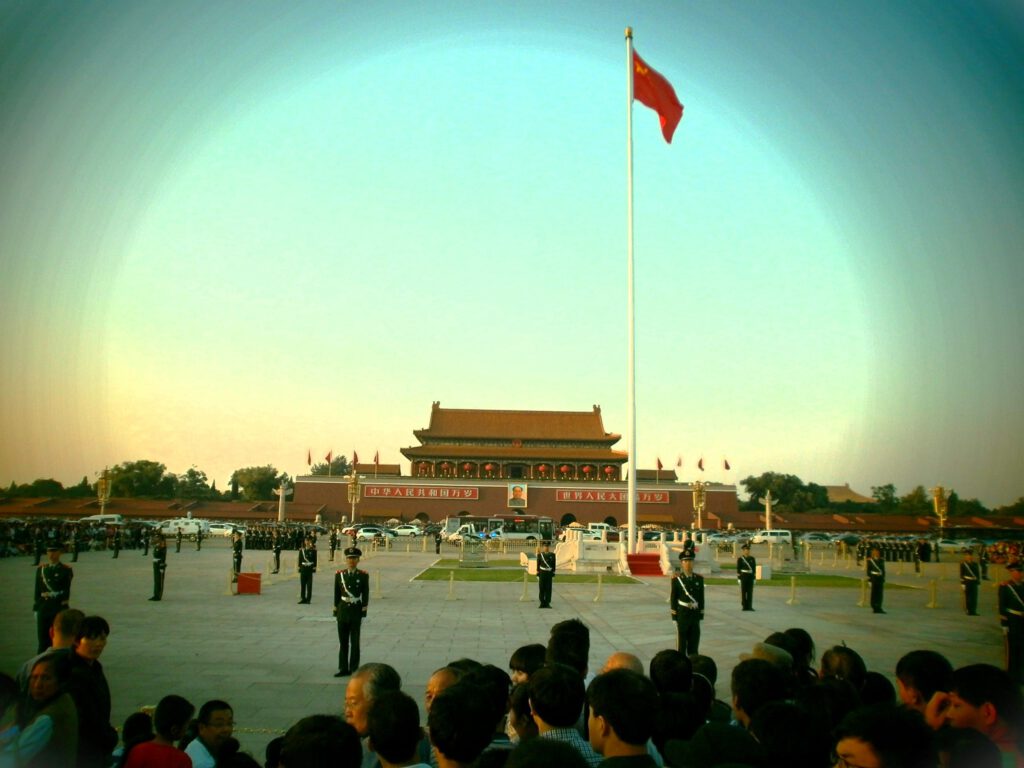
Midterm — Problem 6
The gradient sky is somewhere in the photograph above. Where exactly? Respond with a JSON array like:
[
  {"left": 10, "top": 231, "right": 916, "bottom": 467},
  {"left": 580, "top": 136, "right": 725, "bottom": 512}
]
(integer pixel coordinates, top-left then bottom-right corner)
[{"left": 1, "top": 1, "right": 1022, "bottom": 507}]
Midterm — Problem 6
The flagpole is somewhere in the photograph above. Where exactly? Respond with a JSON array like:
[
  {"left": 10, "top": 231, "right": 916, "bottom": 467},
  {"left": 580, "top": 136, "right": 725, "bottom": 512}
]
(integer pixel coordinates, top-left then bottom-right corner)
[{"left": 625, "top": 26, "right": 637, "bottom": 556}]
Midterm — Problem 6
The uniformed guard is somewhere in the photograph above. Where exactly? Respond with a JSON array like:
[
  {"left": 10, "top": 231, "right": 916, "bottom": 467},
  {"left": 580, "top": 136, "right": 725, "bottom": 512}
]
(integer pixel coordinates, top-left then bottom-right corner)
[
  {"left": 681, "top": 534, "right": 696, "bottom": 560},
  {"left": 537, "top": 541, "right": 556, "bottom": 609},
  {"left": 111, "top": 528, "right": 121, "bottom": 559},
  {"left": 31, "top": 529, "right": 44, "bottom": 566},
  {"left": 329, "top": 529, "right": 338, "bottom": 562},
  {"left": 867, "top": 546, "right": 886, "bottom": 614},
  {"left": 958, "top": 550, "right": 981, "bottom": 616},
  {"left": 150, "top": 534, "right": 167, "bottom": 601},
  {"left": 670, "top": 552, "right": 705, "bottom": 654},
  {"left": 141, "top": 529, "right": 150, "bottom": 557},
  {"left": 434, "top": 531, "right": 442, "bottom": 555},
  {"left": 334, "top": 546, "right": 369, "bottom": 677},
  {"left": 298, "top": 536, "right": 318, "bottom": 604},
  {"left": 70, "top": 527, "right": 80, "bottom": 563},
  {"left": 231, "top": 531, "right": 243, "bottom": 582},
  {"left": 196, "top": 527, "right": 203, "bottom": 551},
  {"left": 737, "top": 543, "right": 756, "bottom": 611},
  {"left": 999, "top": 561, "right": 1024, "bottom": 684},
  {"left": 272, "top": 532, "right": 283, "bottom": 574},
  {"left": 33, "top": 545, "right": 73, "bottom": 653},
  {"left": 175, "top": 528, "right": 183, "bottom": 553}
]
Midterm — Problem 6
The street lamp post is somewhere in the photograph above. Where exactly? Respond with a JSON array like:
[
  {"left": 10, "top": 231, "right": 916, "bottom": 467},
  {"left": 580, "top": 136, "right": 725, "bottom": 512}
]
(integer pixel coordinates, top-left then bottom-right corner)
[
  {"left": 97, "top": 468, "right": 111, "bottom": 515},
  {"left": 930, "top": 486, "right": 949, "bottom": 536},
  {"left": 347, "top": 470, "right": 363, "bottom": 525},
  {"left": 692, "top": 480, "right": 707, "bottom": 531}
]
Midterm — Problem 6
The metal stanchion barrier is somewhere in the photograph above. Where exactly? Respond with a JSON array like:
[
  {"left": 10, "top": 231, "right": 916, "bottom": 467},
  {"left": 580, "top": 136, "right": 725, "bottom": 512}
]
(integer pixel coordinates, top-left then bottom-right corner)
[
  {"left": 446, "top": 571, "right": 457, "bottom": 601},
  {"left": 786, "top": 575, "right": 799, "bottom": 605},
  {"left": 857, "top": 578, "right": 867, "bottom": 607},
  {"left": 519, "top": 571, "right": 529, "bottom": 602},
  {"left": 594, "top": 573, "right": 604, "bottom": 603},
  {"left": 375, "top": 570, "right": 383, "bottom": 599},
  {"left": 926, "top": 578, "right": 939, "bottom": 609}
]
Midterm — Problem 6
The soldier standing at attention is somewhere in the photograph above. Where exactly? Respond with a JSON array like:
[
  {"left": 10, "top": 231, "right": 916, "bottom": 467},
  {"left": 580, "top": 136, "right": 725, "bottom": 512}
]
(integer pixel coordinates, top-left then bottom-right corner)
[
  {"left": 150, "top": 534, "right": 167, "bottom": 601},
  {"left": 34, "top": 545, "right": 73, "bottom": 653},
  {"left": 111, "top": 528, "right": 121, "bottom": 558},
  {"left": 141, "top": 529, "right": 150, "bottom": 557},
  {"left": 334, "top": 546, "right": 369, "bottom": 677},
  {"left": 272, "top": 531, "right": 282, "bottom": 574},
  {"left": 671, "top": 552, "right": 705, "bottom": 654},
  {"left": 298, "top": 536, "right": 318, "bottom": 604},
  {"left": 71, "top": 527, "right": 80, "bottom": 563},
  {"left": 960, "top": 550, "right": 981, "bottom": 616},
  {"left": 329, "top": 528, "right": 338, "bottom": 562},
  {"left": 537, "top": 540, "right": 556, "bottom": 608},
  {"left": 434, "top": 530, "right": 442, "bottom": 555},
  {"left": 196, "top": 527, "right": 203, "bottom": 550},
  {"left": 737, "top": 543, "right": 756, "bottom": 611},
  {"left": 231, "top": 531, "right": 243, "bottom": 582},
  {"left": 175, "top": 527, "right": 183, "bottom": 553},
  {"left": 999, "top": 561, "right": 1024, "bottom": 683},
  {"left": 867, "top": 546, "right": 886, "bottom": 614}
]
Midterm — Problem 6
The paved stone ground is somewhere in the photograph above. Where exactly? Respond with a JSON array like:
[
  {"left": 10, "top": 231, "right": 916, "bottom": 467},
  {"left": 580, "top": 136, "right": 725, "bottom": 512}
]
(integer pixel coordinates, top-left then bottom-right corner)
[{"left": 0, "top": 540, "right": 1005, "bottom": 760}]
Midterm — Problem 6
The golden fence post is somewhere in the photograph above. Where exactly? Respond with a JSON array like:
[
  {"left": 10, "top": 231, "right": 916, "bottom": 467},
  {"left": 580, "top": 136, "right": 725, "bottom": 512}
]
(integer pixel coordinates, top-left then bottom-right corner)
[
  {"left": 786, "top": 575, "right": 799, "bottom": 605},
  {"left": 446, "top": 570, "right": 457, "bottom": 601},
  {"left": 519, "top": 571, "right": 529, "bottom": 602},
  {"left": 593, "top": 573, "right": 604, "bottom": 603},
  {"left": 857, "top": 578, "right": 867, "bottom": 607},
  {"left": 926, "top": 578, "right": 939, "bottom": 609}
]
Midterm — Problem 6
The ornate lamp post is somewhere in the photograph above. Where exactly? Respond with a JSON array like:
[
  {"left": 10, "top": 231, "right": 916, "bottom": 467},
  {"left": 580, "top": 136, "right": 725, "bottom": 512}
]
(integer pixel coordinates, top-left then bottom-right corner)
[
  {"left": 96, "top": 468, "right": 111, "bottom": 515},
  {"left": 692, "top": 480, "right": 707, "bottom": 531},
  {"left": 347, "top": 469, "right": 363, "bottom": 525},
  {"left": 930, "top": 486, "right": 949, "bottom": 536}
]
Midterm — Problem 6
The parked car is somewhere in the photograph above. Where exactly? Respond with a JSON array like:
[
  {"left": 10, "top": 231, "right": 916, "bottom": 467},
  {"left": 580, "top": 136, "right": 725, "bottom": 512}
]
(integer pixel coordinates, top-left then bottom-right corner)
[
  {"left": 751, "top": 530, "right": 793, "bottom": 545},
  {"left": 392, "top": 524, "right": 422, "bottom": 537},
  {"left": 208, "top": 523, "right": 239, "bottom": 538},
  {"left": 798, "top": 532, "right": 833, "bottom": 544},
  {"left": 356, "top": 526, "right": 398, "bottom": 541}
]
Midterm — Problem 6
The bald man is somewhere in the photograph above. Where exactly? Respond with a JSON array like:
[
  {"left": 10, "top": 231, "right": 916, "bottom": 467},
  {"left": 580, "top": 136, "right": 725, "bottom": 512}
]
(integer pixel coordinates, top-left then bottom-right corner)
[{"left": 601, "top": 651, "right": 644, "bottom": 675}]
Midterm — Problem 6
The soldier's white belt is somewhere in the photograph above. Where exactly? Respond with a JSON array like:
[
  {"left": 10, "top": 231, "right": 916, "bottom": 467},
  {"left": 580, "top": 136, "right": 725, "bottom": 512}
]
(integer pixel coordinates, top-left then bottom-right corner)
[{"left": 339, "top": 596, "right": 361, "bottom": 604}]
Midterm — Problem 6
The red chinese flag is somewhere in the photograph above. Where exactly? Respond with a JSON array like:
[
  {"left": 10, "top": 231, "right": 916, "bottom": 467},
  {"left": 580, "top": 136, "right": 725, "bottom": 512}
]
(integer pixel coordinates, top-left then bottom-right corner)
[
  {"left": 353, "top": 450, "right": 359, "bottom": 465},
  {"left": 374, "top": 450, "right": 380, "bottom": 466},
  {"left": 698, "top": 458, "right": 704, "bottom": 472},
  {"left": 657, "top": 457, "right": 664, "bottom": 470},
  {"left": 632, "top": 50, "right": 683, "bottom": 143},
  {"left": 676, "top": 456, "right": 682, "bottom": 467},
  {"left": 724, "top": 458, "right": 731, "bottom": 471},
  {"left": 325, "top": 450, "right": 332, "bottom": 464},
  {"left": 307, "top": 449, "right": 311, "bottom": 466}
]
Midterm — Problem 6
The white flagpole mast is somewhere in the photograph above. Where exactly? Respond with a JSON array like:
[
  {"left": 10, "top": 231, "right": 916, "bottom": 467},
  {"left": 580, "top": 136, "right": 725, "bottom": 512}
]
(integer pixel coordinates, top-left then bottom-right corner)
[{"left": 625, "top": 26, "right": 638, "bottom": 555}]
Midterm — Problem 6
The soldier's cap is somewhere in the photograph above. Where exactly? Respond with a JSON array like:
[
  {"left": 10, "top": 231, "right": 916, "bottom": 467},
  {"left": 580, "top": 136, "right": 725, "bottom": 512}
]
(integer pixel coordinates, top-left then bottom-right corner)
[
  {"left": 46, "top": 544, "right": 62, "bottom": 552},
  {"left": 541, "top": 540, "right": 552, "bottom": 547},
  {"left": 679, "top": 552, "right": 695, "bottom": 561},
  {"left": 1008, "top": 561, "right": 1023, "bottom": 572},
  {"left": 741, "top": 543, "right": 751, "bottom": 550},
  {"left": 344, "top": 546, "right": 362, "bottom": 558}
]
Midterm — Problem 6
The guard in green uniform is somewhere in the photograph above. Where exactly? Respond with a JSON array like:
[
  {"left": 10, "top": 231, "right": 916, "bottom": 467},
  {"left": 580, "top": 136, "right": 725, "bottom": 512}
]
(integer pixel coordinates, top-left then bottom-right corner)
[
  {"left": 671, "top": 552, "right": 705, "bottom": 654},
  {"left": 737, "top": 543, "right": 756, "bottom": 611},
  {"left": 999, "top": 561, "right": 1024, "bottom": 683},
  {"left": 34, "top": 545, "right": 73, "bottom": 653},
  {"left": 334, "top": 546, "right": 369, "bottom": 677},
  {"left": 150, "top": 534, "right": 167, "bottom": 601},
  {"left": 231, "top": 531, "right": 243, "bottom": 581}
]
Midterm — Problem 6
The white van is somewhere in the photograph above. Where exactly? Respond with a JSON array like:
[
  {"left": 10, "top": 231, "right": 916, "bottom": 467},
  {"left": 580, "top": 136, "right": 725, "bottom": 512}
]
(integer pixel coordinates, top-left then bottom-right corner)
[
  {"left": 78, "top": 514, "right": 125, "bottom": 526},
  {"left": 158, "top": 518, "right": 211, "bottom": 539},
  {"left": 751, "top": 529, "right": 793, "bottom": 545}
]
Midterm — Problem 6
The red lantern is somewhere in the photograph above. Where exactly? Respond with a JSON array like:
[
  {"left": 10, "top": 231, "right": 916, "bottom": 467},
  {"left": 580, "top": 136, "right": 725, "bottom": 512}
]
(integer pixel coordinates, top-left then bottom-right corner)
[
  {"left": 462, "top": 463, "right": 472, "bottom": 471},
  {"left": 484, "top": 463, "right": 493, "bottom": 472},
  {"left": 583, "top": 466, "right": 593, "bottom": 475},
  {"left": 603, "top": 466, "right": 614, "bottom": 475},
  {"left": 560, "top": 464, "right": 570, "bottom": 474},
  {"left": 538, "top": 464, "right": 548, "bottom": 473}
]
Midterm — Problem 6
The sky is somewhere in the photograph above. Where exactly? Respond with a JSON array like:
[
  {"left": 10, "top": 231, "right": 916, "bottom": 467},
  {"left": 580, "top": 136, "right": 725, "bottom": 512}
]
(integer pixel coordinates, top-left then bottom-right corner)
[{"left": 1, "top": 1, "right": 1022, "bottom": 507}]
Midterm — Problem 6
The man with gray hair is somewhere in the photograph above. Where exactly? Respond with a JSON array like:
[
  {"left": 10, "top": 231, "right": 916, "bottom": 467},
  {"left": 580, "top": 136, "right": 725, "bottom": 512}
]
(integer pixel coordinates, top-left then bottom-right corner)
[{"left": 344, "top": 663, "right": 402, "bottom": 768}]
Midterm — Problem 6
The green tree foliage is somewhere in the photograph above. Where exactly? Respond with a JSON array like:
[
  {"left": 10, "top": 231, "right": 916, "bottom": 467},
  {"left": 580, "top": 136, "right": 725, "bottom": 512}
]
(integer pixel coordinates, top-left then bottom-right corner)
[
  {"left": 899, "top": 485, "right": 932, "bottom": 516},
  {"left": 790, "top": 483, "right": 830, "bottom": 512},
  {"left": 177, "top": 466, "right": 214, "bottom": 500},
  {"left": 109, "top": 460, "right": 178, "bottom": 498},
  {"left": 310, "top": 456, "right": 351, "bottom": 477},
  {"left": 947, "top": 492, "right": 989, "bottom": 517},
  {"left": 230, "top": 465, "right": 284, "bottom": 501},
  {"left": 871, "top": 483, "right": 898, "bottom": 510},
  {"left": 66, "top": 476, "right": 94, "bottom": 498},
  {"left": 995, "top": 498, "right": 1024, "bottom": 516},
  {"left": 741, "top": 472, "right": 808, "bottom": 509}
]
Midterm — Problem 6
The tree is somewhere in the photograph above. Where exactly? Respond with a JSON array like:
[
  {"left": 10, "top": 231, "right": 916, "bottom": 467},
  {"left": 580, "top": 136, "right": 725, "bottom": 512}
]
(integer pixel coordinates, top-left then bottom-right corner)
[
  {"left": 230, "top": 465, "right": 284, "bottom": 501},
  {"left": 947, "top": 492, "right": 989, "bottom": 518},
  {"left": 790, "top": 483, "right": 829, "bottom": 513},
  {"left": 995, "top": 498, "right": 1024, "bottom": 516},
  {"left": 899, "top": 486, "right": 932, "bottom": 516},
  {"left": 311, "top": 456, "right": 351, "bottom": 477},
  {"left": 871, "top": 484, "right": 898, "bottom": 510},
  {"left": 108, "top": 460, "right": 177, "bottom": 498},
  {"left": 741, "top": 472, "right": 807, "bottom": 508},
  {"left": 66, "top": 476, "right": 94, "bottom": 498},
  {"left": 178, "top": 467, "right": 213, "bottom": 500}
]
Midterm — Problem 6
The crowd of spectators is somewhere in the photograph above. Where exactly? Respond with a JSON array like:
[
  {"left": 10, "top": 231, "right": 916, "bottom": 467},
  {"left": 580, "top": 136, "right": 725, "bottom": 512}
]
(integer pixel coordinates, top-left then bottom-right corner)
[{"left": 2, "top": 607, "right": 1020, "bottom": 768}]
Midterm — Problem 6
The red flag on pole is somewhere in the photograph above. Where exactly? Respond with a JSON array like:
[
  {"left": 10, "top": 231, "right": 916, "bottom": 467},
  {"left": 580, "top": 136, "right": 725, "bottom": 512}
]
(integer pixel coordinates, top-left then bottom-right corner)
[
  {"left": 325, "top": 451, "right": 332, "bottom": 464},
  {"left": 374, "top": 451, "right": 380, "bottom": 466},
  {"left": 724, "top": 458, "right": 731, "bottom": 471},
  {"left": 656, "top": 457, "right": 663, "bottom": 470},
  {"left": 353, "top": 450, "right": 359, "bottom": 465},
  {"left": 307, "top": 449, "right": 311, "bottom": 466},
  {"left": 698, "top": 458, "right": 704, "bottom": 472},
  {"left": 676, "top": 456, "right": 682, "bottom": 468},
  {"left": 632, "top": 50, "right": 683, "bottom": 143}
]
